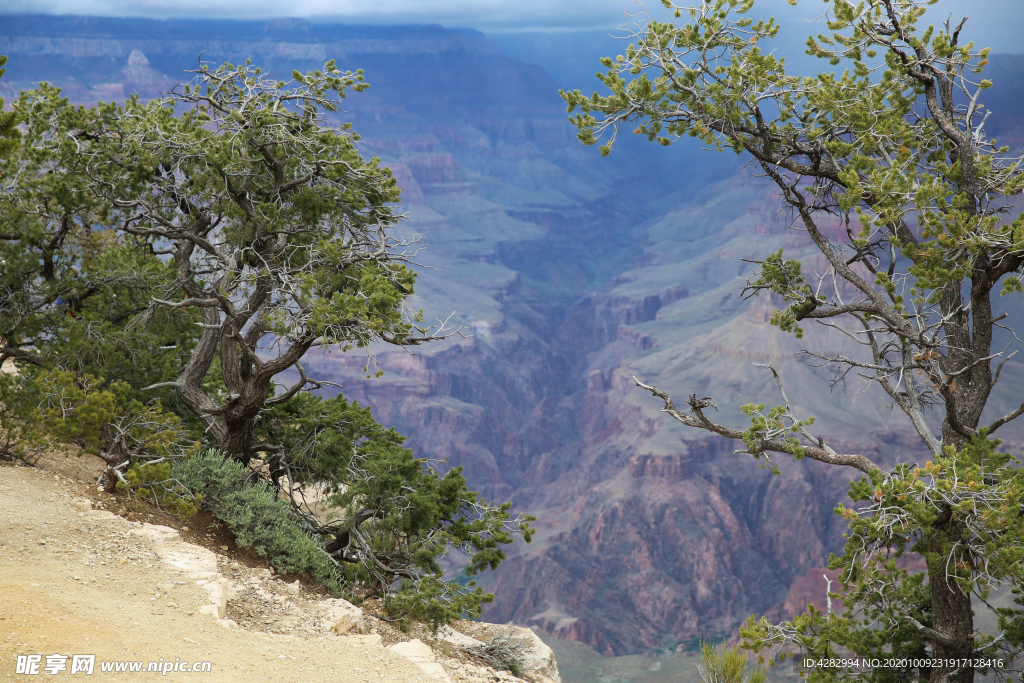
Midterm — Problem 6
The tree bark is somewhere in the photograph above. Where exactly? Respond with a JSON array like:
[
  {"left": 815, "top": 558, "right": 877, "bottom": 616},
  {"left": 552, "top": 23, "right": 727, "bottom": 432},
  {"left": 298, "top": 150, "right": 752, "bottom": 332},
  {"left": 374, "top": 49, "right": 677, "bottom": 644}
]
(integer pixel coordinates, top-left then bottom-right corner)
[
  {"left": 221, "top": 421, "right": 253, "bottom": 463},
  {"left": 929, "top": 566, "right": 974, "bottom": 683}
]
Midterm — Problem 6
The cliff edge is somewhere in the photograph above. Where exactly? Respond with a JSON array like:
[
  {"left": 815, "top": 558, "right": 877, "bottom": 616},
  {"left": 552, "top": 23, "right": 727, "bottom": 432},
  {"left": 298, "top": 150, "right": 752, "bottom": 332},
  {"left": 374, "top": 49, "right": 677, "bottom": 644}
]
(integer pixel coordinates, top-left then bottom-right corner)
[{"left": 0, "top": 460, "right": 560, "bottom": 682}]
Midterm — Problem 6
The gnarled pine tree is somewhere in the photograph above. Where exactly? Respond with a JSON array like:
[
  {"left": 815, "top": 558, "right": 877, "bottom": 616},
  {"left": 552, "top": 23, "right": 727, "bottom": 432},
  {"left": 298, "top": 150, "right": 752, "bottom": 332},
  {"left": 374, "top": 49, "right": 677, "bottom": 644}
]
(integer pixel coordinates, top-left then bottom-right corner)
[
  {"left": 563, "top": 2, "right": 1024, "bottom": 682},
  {"left": 62, "top": 60, "right": 452, "bottom": 463},
  {"left": 2, "top": 58, "right": 533, "bottom": 624}
]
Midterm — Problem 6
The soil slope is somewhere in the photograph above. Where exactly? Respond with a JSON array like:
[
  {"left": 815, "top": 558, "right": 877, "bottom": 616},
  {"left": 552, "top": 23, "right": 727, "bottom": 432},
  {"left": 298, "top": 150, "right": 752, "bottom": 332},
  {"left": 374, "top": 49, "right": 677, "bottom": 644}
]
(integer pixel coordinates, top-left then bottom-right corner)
[{"left": 0, "top": 463, "right": 442, "bottom": 682}]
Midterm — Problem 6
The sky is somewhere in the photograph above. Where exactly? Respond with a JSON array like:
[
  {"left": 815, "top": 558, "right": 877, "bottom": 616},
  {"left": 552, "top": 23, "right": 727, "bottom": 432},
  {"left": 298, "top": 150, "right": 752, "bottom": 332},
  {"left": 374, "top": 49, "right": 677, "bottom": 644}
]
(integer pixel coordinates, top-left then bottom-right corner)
[{"left": 0, "top": 0, "right": 1022, "bottom": 50}]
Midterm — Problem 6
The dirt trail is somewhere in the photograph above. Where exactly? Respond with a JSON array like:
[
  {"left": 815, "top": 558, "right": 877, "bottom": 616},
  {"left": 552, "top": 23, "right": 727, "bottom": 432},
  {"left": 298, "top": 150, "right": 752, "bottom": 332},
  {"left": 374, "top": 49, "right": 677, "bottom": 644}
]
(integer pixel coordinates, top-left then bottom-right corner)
[{"left": 0, "top": 463, "right": 442, "bottom": 682}]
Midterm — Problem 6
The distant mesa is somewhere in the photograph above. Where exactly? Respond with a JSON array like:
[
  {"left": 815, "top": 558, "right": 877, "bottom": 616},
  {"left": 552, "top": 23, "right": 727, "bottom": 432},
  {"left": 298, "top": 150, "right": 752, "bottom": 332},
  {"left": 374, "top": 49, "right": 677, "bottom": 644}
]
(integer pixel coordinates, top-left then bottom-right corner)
[
  {"left": 127, "top": 49, "right": 149, "bottom": 66},
  {"left": 122, "top": 49, "right": 174, "bottom": 95}
]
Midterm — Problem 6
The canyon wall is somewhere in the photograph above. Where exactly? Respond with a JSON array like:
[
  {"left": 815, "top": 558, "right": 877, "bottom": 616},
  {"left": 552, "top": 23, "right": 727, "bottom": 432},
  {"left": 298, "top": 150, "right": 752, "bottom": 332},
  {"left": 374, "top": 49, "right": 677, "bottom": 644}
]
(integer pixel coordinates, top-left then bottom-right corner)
[{"left": 2, "top": 15, "right": 1022, "bottom": 656}]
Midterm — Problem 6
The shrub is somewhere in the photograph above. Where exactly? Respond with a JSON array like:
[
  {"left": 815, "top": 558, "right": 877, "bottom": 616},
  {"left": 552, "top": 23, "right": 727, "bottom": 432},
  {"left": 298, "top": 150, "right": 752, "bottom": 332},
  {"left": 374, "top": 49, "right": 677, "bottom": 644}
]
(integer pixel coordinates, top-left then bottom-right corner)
[
  {"left": 253, "top": 391, "right": 535, "bottom": 629},
  {"left": 172, "top": 450, "right": 343, "bottom": 593},
  {"left": 120, "top": 460, "right": 199, "bottom": 517}
]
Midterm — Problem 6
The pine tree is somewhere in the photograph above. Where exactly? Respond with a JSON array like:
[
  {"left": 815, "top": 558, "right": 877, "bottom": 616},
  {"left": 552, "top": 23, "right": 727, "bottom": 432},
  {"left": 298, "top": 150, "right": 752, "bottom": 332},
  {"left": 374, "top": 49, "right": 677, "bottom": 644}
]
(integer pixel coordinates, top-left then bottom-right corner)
[
  {"left": 1, "top": 56, "right": 535, "bottom": 627},
  {"left": 563, "top": 2, "right": 1024, "bottom": 681}
]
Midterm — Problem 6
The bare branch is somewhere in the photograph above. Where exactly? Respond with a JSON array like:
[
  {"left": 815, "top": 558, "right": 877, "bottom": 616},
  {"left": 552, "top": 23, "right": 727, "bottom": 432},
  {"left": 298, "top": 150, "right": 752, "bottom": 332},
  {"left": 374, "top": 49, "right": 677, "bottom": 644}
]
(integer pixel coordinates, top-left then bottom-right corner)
[{"left": 633, "top": 377, "right": 880, "bottom": 474}]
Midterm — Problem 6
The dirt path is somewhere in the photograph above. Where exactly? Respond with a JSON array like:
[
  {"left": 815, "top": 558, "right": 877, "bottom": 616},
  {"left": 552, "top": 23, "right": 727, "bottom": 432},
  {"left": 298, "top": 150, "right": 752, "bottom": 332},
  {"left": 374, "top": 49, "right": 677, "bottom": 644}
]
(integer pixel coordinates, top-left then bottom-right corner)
[{"left": 0, "top": 463, "right": 444, "bottom": 682}]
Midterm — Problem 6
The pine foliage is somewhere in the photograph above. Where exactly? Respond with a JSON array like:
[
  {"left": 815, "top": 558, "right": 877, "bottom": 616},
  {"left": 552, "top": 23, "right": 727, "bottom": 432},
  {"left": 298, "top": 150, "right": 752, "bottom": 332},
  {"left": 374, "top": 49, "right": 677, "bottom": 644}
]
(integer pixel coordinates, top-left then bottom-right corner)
[{"left": 0, "top": 56, "right": 19, "bottom": 161}]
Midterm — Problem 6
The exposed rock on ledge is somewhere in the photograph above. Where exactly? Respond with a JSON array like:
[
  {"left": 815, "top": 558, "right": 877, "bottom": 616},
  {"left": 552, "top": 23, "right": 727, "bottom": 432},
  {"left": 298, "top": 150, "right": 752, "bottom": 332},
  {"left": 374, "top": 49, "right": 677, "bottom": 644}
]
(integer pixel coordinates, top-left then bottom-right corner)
[{"left": 122, "top": 517, "right": 562, "bottom": 683}]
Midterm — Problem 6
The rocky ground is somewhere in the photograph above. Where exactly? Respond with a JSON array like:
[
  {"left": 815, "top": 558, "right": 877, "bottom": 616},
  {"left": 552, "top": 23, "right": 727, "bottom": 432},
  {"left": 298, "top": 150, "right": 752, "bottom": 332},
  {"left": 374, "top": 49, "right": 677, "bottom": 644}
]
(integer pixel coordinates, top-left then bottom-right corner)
[{"left": 0, "top": 458, "right": 560, "bottom": 682}]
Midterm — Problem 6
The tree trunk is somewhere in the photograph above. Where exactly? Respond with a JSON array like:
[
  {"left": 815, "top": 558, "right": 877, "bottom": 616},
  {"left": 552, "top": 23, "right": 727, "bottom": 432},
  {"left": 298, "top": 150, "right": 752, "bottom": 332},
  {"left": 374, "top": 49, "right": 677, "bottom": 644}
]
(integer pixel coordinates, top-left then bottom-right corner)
[
  {"left": 220, "top": 419, "right": 253, "bottom": 463},
  {"left": 929, "top": 551, "right": 975, "bottom": 683}
]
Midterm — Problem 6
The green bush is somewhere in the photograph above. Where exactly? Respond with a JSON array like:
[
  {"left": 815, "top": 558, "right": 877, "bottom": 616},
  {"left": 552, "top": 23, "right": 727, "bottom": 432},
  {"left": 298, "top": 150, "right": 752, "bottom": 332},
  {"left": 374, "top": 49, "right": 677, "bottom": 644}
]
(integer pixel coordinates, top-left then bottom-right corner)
[
  {"left": 172, "top": 450, "right": 342, "bottom": 593},
  {"left": 698, "top": 640, "right": 765, "bottom": 683},
  {"left": 120, "top": 461, "right": 200, "bottom": 517},
  {"left": 255, "top": 392, "right": 535, "bottom": 629},
  {"left": 385, "top": 576, "right": 495, "bottom": 631}
]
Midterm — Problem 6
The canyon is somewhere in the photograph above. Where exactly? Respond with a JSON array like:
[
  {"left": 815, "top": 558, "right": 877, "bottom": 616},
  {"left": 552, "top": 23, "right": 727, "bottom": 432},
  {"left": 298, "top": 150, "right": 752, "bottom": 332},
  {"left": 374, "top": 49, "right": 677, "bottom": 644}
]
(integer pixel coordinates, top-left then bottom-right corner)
[{"left": 2, "top": 14, "right": 1022, "bottom": 660}]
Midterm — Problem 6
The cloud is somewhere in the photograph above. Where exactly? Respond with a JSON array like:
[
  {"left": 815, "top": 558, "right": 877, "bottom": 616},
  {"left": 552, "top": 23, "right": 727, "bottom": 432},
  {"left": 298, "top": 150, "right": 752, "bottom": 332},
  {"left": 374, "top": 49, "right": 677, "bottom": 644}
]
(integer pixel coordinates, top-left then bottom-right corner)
[
  {"left": 1, "top": 0, "right": 1020, "bottom": 48},
  {"left": 0, "top": 0, "right": 629, "bottom": 29}
]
